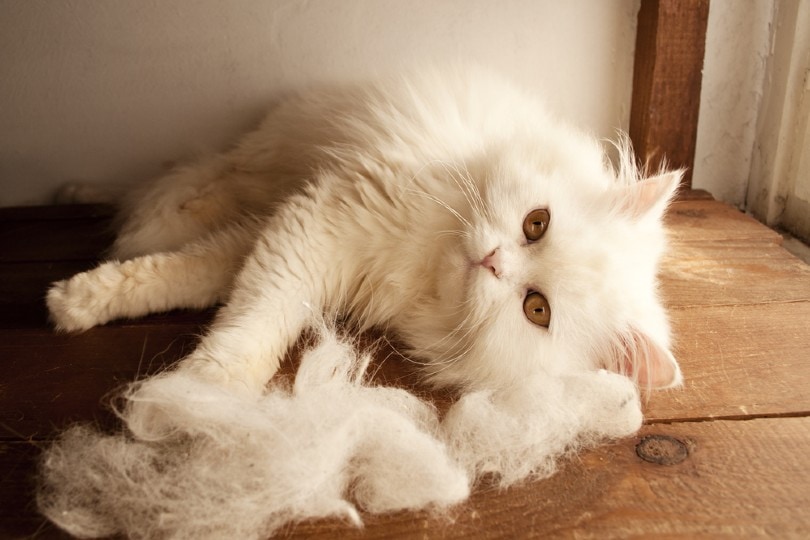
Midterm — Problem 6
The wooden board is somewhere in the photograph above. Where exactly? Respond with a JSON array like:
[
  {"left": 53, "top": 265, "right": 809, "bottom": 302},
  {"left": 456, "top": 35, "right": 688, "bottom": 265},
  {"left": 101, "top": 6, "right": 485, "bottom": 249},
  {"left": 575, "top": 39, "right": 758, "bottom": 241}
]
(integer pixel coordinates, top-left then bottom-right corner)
[
  {"left": 630, "top": 0, "right": 710, "bottom": 188},
  {"left": 0, "top": 214, "right": 115, "bottom": 263},
  {"left": 661, "top": 241, "right": 810, "bottom": 307},
  {"left": 4, "top": 418, "right": 808, "bottom": 539},
  {"left": 0, "top": 324, "right": 207, "bottom": 440},
  {"left": 2, "top": 197, "right": 810, "bottom": 539},
  {"left": 647, "top": 301, "right": 810, "bottom": 422},
  {"left": 666, "top": 199, "right": 784, "bottom": 245}
]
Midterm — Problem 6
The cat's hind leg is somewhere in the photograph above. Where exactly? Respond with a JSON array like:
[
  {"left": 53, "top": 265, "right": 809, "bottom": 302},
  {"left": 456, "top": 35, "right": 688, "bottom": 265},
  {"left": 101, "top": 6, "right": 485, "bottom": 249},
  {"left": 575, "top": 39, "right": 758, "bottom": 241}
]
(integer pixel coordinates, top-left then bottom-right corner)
[
  {"left": 111, "top": 157, "right": 270, "bottom": 260},
  {"left": 47, "top": 220, "right": 260, "bottom": 332}
]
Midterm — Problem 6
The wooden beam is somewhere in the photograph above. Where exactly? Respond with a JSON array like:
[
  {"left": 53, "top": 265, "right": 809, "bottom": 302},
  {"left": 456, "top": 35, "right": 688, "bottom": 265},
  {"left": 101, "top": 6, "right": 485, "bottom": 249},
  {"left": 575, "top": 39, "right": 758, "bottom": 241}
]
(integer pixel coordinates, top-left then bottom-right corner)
[{"left": 630, "top": 0, "right": 710, "bottom": 187}]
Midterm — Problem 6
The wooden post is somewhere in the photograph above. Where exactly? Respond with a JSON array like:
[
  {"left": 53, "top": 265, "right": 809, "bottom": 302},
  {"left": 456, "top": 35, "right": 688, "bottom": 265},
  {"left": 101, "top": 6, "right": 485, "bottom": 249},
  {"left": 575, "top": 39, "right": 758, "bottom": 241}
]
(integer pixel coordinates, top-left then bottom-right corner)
[{"left": 629, "top": 0, "right": 710, "bottom": 188}]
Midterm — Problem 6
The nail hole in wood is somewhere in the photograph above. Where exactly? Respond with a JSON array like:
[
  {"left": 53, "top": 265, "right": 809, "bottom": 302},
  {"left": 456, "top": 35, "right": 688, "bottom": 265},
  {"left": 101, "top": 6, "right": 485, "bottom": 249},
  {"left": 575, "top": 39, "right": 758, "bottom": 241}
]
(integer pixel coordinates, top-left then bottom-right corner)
[{"left": 636, "top": 434, "right": 689, "bottom": 465}]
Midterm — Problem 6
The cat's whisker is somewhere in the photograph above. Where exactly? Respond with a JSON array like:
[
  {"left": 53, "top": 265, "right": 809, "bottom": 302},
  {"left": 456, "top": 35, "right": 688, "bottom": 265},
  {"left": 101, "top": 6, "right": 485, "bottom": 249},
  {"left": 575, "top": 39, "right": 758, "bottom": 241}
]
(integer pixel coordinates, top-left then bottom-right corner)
[
  {"left": 400, "top": 160, "right": 477, "bottom": 230},
  {"left": 434, "top": 229, "right": 469, "bottom": 240},
  {"left": 412, "top": 301, "right": 478, "bottom": 349},
  {"left": 402, "top": 187, "right": 472, "bottom": 229},
  {"left": 435, "top": 160, "right": 485, "bottom": 220},
  {"left": 432, "top": 158, "right": 482, "bottom": 213},
  {"left": 442, "top": 307, "right": 493, "bottom": 349},
  {"left": 424, "top": 338, "right": 479, "bottom": 374},
  {"left": 459, "top": 161, "right": 494, "bottom": 221},
  {"left": 407, "top": 306, "right": 488, "bottom": 368},
  {"left": 350, "top": 275, "right": 379, "bottom": 332},
  {"left": 441, "top": 315, "right": 489, "bottom": 356},
  {"left": 449, "top": 160, "right": 487, "bottom": 217}
]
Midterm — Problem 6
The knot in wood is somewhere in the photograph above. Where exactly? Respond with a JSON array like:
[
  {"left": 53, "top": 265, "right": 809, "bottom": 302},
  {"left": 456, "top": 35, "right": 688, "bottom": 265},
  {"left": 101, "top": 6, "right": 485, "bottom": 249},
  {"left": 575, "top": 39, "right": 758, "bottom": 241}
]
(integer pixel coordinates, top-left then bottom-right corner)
[{"left": 636, "top": 434, "right": 689, "bottom": 465}]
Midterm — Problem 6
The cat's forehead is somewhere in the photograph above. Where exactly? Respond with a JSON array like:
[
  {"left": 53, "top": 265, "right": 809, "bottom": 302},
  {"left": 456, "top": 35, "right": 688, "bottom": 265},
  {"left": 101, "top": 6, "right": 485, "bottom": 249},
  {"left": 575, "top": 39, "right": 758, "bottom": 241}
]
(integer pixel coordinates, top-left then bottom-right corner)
[
  {"left": 480, "top": 147, "right": 608, "bottom": 198},
  {"left": 480, "top": 165, "right": 608, "bottom": 225}
]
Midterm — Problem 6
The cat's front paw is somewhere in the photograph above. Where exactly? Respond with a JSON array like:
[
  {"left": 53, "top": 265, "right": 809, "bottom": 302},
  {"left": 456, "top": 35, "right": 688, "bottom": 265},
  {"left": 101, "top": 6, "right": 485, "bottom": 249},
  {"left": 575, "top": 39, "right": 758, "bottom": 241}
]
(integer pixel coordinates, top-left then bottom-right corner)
[
  {"left": 47, "top": 273, "right": 112, "bottom": 332},
  {"left": 587, "top": 370, "right": 643, "bottom": 436},
  {"left": 563, "top": 370, "right": 643, "bottom": 438}
]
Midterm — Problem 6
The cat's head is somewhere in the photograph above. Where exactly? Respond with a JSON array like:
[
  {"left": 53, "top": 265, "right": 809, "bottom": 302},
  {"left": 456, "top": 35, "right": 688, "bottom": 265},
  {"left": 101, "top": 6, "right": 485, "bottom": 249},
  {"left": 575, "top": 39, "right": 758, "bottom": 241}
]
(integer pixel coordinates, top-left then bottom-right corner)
[{"left": 414, "top": 139, "right": 682, "bottom": 392}]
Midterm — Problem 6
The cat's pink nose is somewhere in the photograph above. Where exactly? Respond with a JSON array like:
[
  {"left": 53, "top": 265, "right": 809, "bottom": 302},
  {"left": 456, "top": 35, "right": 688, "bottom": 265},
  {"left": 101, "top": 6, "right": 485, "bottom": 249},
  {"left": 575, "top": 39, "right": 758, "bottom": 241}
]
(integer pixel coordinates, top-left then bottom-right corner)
[{"left": 480, "top": 248, "right": 502, "bottom": 278}]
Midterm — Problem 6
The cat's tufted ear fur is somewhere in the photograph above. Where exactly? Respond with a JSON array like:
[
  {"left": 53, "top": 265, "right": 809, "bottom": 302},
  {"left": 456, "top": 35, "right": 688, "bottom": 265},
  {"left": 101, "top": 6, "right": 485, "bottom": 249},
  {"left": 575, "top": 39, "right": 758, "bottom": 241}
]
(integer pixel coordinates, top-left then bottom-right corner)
[
  {"left": 621, "top": 331, "right": 683, "bottom": 389},
  {"left": 613, "top": 170, "right": 683, "bottom": 220}
]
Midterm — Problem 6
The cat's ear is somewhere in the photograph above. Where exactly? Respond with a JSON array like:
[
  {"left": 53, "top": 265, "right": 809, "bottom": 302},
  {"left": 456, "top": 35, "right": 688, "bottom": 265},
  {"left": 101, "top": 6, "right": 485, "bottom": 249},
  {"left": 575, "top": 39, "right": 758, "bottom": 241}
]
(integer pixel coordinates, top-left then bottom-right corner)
[
  {"left": 611, "top": 170, "right": 683, "bottom": 220},
  {"left": 619, "top": 331, "right": 683, "bottom": 389}
]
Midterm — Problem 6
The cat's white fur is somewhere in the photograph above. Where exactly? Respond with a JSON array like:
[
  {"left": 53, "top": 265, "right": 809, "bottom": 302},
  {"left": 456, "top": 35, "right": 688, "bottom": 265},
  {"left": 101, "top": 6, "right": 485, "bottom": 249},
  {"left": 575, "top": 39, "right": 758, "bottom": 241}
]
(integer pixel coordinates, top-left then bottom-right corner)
[{"left": 47, "top": 67, "right": 682, "bottom": 393}]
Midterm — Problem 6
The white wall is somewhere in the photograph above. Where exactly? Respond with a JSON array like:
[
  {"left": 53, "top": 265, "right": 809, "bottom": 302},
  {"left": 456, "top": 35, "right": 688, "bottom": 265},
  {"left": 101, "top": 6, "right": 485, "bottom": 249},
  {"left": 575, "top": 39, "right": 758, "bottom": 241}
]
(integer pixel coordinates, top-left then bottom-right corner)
[
  {"left": 0, "top": 0, "right": 640, "bottom": 207},
  {"left": 692, "top": 0, "right": 773, "bottom": 206},
  {"left": 745, "top": 0, "right": 810, "bottom": 239},
  {"left": 695, "top": 0, "right": 810, "bottom": 245}
]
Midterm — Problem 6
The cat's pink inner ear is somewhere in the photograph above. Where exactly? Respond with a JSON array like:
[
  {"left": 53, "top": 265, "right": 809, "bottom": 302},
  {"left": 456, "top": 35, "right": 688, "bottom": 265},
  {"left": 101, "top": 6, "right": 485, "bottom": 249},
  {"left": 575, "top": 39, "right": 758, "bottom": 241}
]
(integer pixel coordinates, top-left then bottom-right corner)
[
  {"left": 615, "top": 170, "right": 683, "bottom": 219},
  {"left": 620, "top": 332, "right": 683, "bottom": 389}
]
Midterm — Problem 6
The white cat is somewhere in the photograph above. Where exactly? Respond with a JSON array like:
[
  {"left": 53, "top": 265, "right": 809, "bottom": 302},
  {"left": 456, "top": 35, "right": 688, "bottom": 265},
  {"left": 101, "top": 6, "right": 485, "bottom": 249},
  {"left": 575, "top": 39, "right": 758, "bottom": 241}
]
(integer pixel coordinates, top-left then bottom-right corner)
[{"left": 47, "top": 67, "right": 682, "bottom": 394}]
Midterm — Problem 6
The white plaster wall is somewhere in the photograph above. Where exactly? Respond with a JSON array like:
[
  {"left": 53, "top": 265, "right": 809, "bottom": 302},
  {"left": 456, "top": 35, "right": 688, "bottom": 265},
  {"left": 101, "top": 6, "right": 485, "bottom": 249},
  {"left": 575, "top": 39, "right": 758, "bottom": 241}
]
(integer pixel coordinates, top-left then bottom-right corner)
[
  {"left": 0, "top": 0, "right": 639, "bottom": 207},
  {"left": 744, "top": 0, "right": 810, "bottom": 238},
  {"left": 692, "top": 0, "right": 774, "bottom": 207},
  {"left": 693, "top": 0, "right": 810, "bottom": 242}
]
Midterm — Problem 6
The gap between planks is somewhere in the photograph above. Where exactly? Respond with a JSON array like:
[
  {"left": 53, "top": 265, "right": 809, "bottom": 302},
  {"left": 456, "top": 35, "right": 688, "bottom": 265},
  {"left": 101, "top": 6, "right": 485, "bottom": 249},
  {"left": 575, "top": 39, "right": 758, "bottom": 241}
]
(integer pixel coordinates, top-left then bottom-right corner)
[{"left": 645, "top": 410, "right": 810, "bottom": 425}]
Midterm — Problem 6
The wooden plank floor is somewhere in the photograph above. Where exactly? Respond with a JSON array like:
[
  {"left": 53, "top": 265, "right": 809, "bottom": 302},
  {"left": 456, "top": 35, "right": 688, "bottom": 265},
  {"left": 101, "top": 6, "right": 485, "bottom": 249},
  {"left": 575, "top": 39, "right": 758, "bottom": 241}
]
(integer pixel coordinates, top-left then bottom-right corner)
[{"left": 1, "top": 193, "right": 809, "bottom": 538}]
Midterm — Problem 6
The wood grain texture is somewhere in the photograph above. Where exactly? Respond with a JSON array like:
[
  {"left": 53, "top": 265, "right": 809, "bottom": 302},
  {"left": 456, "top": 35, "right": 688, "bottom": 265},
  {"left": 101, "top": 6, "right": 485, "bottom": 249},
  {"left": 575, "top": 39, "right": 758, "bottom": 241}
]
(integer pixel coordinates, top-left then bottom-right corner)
[
  {"left": 0, "top": 261, "right": 103, "bottom": 328},
  {"left": 666, "top": 199, "right": 784, "bottom": 245},
  {"left": 0, "top": 216, "right": 115, "bottom": 263},
  {"left": 2, "top": 196, "right": 809, "bottom": 538},
  {"left": 0, "top": 324, "right": 206, "bottom": 440},
  {"left": 630, "top": 0, "right": 710, "bottom": 188},
  {"left": 661, "top": 241, "right": 810, "bottom": 307},
  {"left": 647, "top": 301, "right": 810, "bottom": 422}
]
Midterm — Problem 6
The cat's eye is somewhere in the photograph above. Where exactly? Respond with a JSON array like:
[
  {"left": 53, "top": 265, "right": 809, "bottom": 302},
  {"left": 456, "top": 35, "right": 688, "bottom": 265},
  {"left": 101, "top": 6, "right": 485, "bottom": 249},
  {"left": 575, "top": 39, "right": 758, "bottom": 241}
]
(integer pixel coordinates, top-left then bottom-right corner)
[
  {"left": 523, "top": 291, "right": 551, "bottom": 327},
  {"left": 523, "top": 209, "right": 550, "bottom": 242}
]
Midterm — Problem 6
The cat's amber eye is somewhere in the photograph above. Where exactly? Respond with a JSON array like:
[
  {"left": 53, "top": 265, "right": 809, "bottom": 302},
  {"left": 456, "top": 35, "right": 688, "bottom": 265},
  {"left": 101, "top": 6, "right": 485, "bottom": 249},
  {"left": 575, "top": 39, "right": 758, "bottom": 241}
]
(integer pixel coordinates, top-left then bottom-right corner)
[
  {"left": 523, "top": 209, "right": 550, "bottom": 242},
  {"left": 523, "top": 291, "right": 551, "bottom": 327}
]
